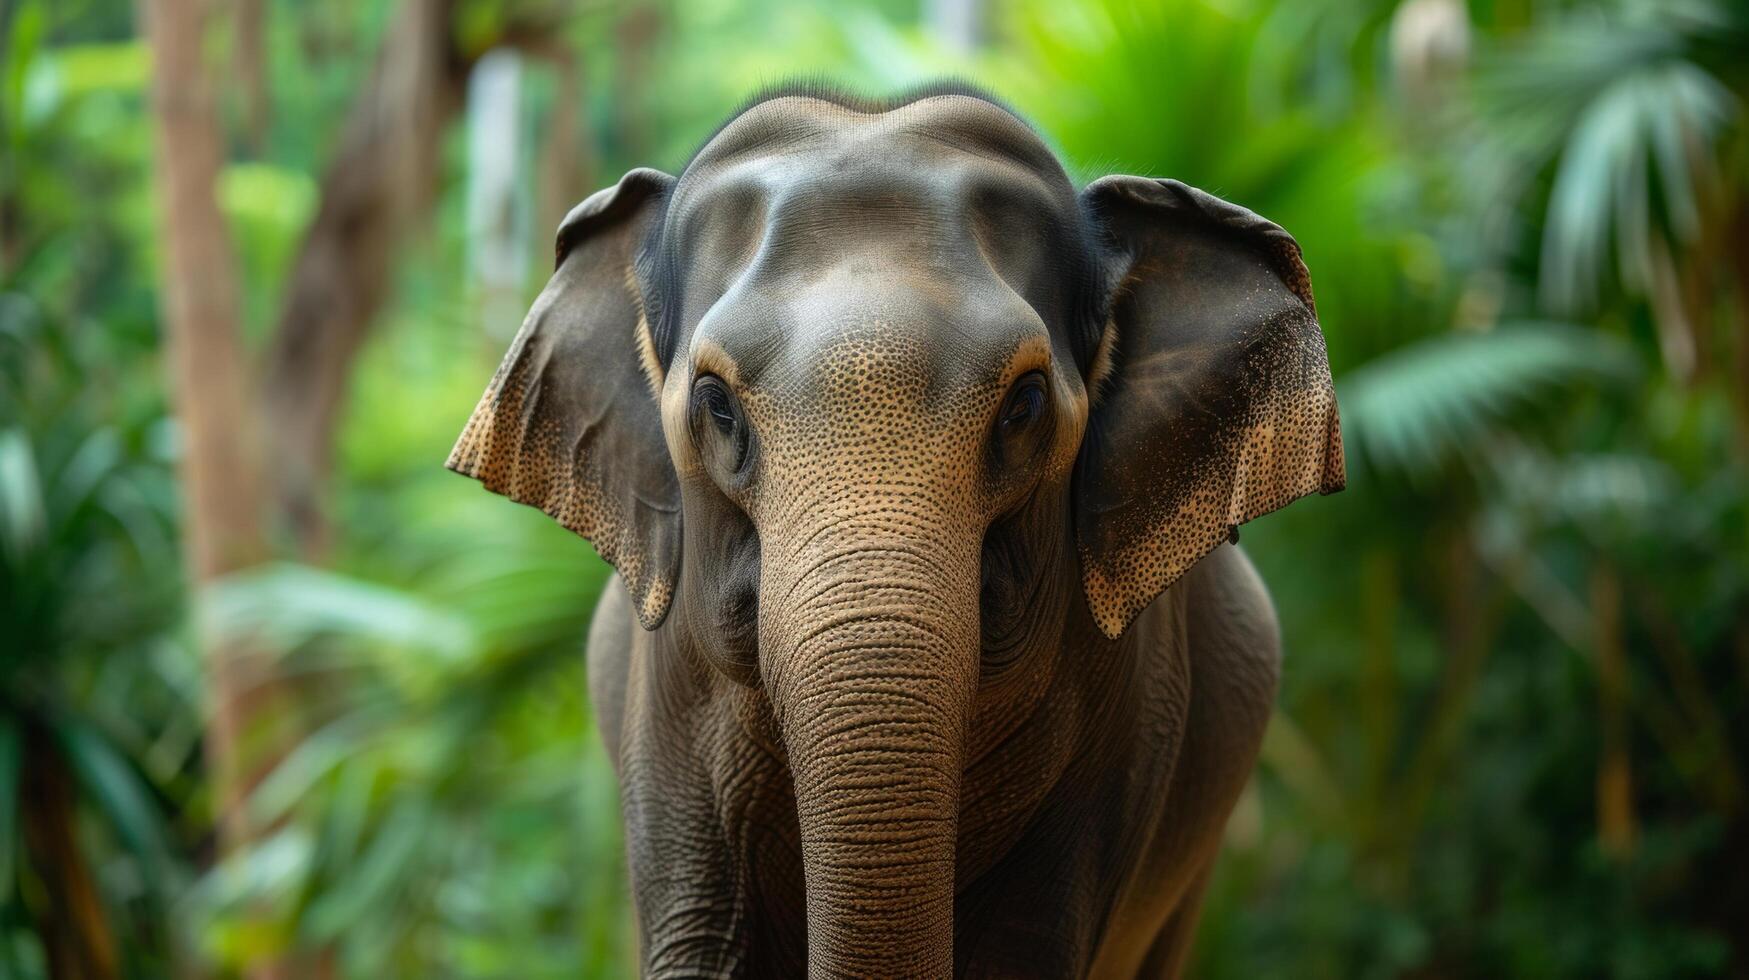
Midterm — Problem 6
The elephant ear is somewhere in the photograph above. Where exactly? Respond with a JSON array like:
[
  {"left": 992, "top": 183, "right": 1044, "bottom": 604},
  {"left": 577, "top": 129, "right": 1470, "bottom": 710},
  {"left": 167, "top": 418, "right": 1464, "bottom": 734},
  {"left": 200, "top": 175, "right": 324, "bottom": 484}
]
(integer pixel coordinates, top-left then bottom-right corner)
[
  {"left": 1075, "top": 176, "right": 1345, "bottom": 639},
  {"left": 447, "top": 168, "right": 680, "bottom": 630}
]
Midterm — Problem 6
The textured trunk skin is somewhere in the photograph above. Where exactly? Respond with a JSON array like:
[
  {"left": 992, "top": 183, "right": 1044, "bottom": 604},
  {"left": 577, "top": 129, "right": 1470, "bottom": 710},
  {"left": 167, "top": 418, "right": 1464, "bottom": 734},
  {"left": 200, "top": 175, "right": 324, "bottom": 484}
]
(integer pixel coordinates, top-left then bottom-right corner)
[{"left": 760, "top": 516, "right": 980, "bottom": 978}]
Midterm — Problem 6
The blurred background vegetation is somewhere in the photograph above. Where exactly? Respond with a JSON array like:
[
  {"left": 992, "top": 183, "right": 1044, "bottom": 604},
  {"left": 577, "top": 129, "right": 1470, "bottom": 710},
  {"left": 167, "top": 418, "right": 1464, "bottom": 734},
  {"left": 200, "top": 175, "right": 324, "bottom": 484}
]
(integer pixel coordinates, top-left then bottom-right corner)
[{"left": 2, "top": 0, "right": 1746, "bottom": 976}]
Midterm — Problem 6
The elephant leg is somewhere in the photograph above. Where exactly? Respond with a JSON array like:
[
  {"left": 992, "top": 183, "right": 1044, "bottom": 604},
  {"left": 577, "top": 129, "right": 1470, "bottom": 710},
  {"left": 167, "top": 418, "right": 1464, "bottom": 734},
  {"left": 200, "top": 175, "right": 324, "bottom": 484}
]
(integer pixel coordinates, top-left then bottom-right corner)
[
  {"left": 1090, "top": 545, "right": 1279, "bottom": 978},
  {"left": 1133, "top": 546, "right": 1279, "bottom": 976},
  {"left": 1134, "top": 864, "right": 1213, "bottom": 979},
  {"left": 622, "top": 764, "right": 749, "bottom": 977},
  {"left": 614, "top": 616, "right": 759, "bottom": 975},
  {"left": 591, "top": 577, "right": 792, "bottom": 975},
  {"left": 1130, "top": 547, "right": 1278, "bottom": 977},
  {"left": 586, "top": 574, "right": 634, "bottom": 771}
]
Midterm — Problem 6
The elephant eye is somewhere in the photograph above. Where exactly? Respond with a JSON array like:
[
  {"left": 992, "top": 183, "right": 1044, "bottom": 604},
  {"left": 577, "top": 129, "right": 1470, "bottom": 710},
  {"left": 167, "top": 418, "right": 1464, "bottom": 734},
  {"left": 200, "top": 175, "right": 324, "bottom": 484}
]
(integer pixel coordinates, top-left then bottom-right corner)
[
  {"left": 690, "top": 375, "right": 750, "bottom": 473},
  {"left": 700, "top": 383, "right": 736, "bottom": 434},
  {"left": 1000, "top": 373, "right": 1048, "bottom": 430}
]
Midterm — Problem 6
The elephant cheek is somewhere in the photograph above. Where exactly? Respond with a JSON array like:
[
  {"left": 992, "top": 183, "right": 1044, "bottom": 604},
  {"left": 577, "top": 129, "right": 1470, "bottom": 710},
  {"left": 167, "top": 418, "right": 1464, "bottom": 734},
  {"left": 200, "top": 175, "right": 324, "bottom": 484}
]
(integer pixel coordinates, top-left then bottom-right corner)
[{"left": 679, "top": 494, "right": 762, "bottom": 686}]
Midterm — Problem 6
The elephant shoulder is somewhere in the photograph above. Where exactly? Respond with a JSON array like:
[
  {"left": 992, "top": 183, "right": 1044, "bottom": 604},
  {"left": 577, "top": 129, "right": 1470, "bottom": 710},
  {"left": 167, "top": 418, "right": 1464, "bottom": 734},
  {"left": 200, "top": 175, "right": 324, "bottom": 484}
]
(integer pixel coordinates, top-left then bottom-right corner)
[
  {"left": 1085, "top": 545, "right": 1281, "bottom": 976},
  {"left": 1121, "top": 542, "right": 1280, "bottom": 754},
  {"left": 1164, "top": 544, "right": 1280, "bottom": 853},
  {"left": 1162, "top": 542, "right": 1281, "bottom": 811},
  {"left": 1182, "top": 543, "right": 1281, "bottom": 712}
]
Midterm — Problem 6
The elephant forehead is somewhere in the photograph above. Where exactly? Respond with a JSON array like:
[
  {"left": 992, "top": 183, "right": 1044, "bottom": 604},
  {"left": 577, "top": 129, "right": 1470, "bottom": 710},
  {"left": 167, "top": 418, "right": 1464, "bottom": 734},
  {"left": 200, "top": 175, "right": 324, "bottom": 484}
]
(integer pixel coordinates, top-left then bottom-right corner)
[
  {"left": 668, "top": 143, "right": 1070, "bottom": 277},
  {"left": 689, "top": 258, "right": 1051, "bottom": 412},
  {"left": 664, "top": 97, "right": 1082, "bottom": 316},
  {"left": 661, "top": 98, "right": 1085, "bottom": 400}
]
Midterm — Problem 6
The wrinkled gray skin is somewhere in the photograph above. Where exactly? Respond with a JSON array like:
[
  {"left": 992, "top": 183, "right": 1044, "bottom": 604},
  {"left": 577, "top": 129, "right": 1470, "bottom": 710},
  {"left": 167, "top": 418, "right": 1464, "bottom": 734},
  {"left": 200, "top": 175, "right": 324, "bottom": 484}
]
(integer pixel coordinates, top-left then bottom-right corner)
[{"left": 449, "top": 85, "right": 1344, "bottom": 979}]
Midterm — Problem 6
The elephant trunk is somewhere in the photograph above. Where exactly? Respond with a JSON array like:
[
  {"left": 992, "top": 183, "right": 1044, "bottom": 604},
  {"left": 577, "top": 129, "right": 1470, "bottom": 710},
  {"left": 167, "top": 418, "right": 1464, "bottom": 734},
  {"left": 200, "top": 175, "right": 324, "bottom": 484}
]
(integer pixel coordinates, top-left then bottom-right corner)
[{"left": 761, "top": 512, "right": 980, "bottom": 978}]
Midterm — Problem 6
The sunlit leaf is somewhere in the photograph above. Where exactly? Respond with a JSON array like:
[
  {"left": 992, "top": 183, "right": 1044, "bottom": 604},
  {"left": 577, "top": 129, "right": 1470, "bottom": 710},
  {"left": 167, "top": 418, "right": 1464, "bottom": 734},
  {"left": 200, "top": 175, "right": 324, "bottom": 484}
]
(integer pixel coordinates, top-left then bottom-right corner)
[
  {"left": 193, "top": 827, "right": 316, "bottom": 930},
  {"left": 0, "top": 428, "right": 45, "bottom": 564},
  {"left": 247, "top": 715, "right": 383, "bottom": 829},
  {"left": 205, "top": 563, "right": 478, "bottom": 664}
]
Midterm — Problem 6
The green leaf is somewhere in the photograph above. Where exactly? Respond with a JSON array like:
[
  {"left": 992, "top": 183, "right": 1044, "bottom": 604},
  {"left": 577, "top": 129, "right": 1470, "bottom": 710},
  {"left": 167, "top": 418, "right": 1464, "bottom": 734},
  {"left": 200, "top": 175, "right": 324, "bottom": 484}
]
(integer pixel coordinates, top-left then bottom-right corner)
[
  {"left": 1338, "top": 323, "right": 1640, "bottom": 480},
  {"left": 52, "top": 428, "right": 122, "bottom": 524},
  {"left": 304, "top": 796, "right": 431, "bottom": 942},
  {"left": 219, "top": 163, "right": 319, "bottom": 244},
  {"left": 0, "top": 428, "right": 45, "bottom": 565},
  {"left": 35, "top": 41, "right": 150, "bottom": 102},
  {"left": 204, "top": 563, "right": 478, "bottom": 665},
  {"left": 1541, "top": 62, "right": 1732, "bottom": 310},
  {"left": 2, "top": 0, "right": 45, "bottom": 141},
  {"left": 192, "top": 827, "right": 315, "bottom": 954},
  {"left": 246, "top": 715, "right": 380, "bottom": 829},
  {"left": 54, "top": 714, "right": 178, "bottom": 893}
]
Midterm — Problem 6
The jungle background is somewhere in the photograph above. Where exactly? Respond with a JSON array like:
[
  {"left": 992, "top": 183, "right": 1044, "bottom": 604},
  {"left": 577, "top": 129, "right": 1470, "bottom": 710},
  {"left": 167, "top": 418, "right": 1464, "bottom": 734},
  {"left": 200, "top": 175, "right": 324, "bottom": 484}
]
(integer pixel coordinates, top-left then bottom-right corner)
[{"left": 4, "top": 0, "right": 1748, "bottom": 976}]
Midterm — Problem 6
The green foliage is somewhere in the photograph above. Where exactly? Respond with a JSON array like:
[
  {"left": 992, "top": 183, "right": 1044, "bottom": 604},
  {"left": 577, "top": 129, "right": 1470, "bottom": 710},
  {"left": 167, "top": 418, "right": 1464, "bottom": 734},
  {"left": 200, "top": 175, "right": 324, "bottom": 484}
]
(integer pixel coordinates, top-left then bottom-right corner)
[
  {"left": 1, "top": 5, "right": 202, "bottom": 970},
  {"left": 4, "top": 0, "right": 1747, "bottom": 976},
  {"left": 1470, "top": 1, "right": 1745, "bottom": 313},
  {"left": 193, "top": 540, "right": 624, "bottom": 975},
  {"left": 1339, "top": 322, "right": 1640, "bottom": 479}
]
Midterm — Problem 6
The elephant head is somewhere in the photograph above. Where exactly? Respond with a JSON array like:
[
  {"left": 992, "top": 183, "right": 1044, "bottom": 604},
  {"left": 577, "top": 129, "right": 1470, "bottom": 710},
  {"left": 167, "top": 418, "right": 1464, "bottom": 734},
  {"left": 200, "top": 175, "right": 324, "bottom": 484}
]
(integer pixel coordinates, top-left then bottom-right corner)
[{"left": 448, "top": 85, "right": 1343, "bottom": 976}]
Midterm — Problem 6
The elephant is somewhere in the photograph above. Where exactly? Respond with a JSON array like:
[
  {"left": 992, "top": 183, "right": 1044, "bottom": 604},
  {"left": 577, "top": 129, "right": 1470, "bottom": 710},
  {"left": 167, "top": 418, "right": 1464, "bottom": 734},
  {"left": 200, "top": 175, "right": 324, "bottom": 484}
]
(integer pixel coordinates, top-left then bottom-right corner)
[{"left": 447, "top": 82, "right": 1344, "bottom": 978}]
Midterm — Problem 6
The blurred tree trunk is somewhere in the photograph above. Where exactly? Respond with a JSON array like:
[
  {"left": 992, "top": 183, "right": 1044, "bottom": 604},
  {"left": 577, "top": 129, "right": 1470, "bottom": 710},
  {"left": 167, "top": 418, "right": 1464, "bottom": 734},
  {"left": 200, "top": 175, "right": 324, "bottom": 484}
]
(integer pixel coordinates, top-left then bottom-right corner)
[
  {"left": 258, "top": 0, "right": 573, "bottom": 557},
  {"left": 612, "top": 7, "right": 660, "bottom": 160},
  {"left": 1399, "top": 531, "right": 1503, "bottom": 831},
  {"left": 260, "top": 0, "right": 464, "bottom": 560},
  {"left": 20, "top": 726, "right": 117, "bottom": 980},
  {"left": 534, "top": 49, "right": 592, "bottom": 268},
  {"left": 925, "top": 0, "right": 982, "bottom": 52},
  {"left": 1357, "top": 547, "right": 1400, "bottom": 852},
  {"left": 234, "top": 0, "right": 270, "bottom": 153},
  {"left": 1730, "top": 207, "right": 1749, "bottom": 457},
  {"left": 466, "top": 49, "right": 529, "bottom": 339},
  {"left": 143, "top": 1, "right": 316, "bottom": 977},
  {"left": 143, "top": 1, "right": 309, "bottom": 977},
  {"left": 141, "top": 0, "right": 271, "bottom": 846},
  {"left": 1593, "top": 565, "right": 1637, "bottom": 857},
  {"left": 145, "top": 2, "right": 567, "bottom": 974}
]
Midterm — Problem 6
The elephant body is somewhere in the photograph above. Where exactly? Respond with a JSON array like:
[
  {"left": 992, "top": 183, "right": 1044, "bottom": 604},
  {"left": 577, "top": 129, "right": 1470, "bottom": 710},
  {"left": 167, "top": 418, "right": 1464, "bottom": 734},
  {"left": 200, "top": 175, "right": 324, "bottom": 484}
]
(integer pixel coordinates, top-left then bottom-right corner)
[
  {"left": 588, "top": 541, "right": 1280, "bottom": 977},
  {"left": 450, "top": 83, "right": 1343, "bottom": 977}
]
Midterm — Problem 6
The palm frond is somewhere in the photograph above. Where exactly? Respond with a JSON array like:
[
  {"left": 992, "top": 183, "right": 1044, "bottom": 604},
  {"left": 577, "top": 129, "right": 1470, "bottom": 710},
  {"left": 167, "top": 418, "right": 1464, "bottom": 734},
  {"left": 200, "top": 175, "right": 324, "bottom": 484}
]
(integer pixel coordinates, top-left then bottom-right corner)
[
  {"left": 0, "top": 428, "right": 44, "bottom": 567},
  {"left": 1541, "top": 61, "right": 1733, "bottom": 311},
  {"left": 54, "top": 714, "right": 180, "bottom": 893},
  {"left": 302, "top": 795, "right": 430, "bottom": 943},
  {"left": 1338, "top": 323, "right": 1640, "bottom": 479},
  {"left": 190, "top": 827, "right": 317, "bottom": 940},
  {"left": 1482, "top": 441, "right": 1718, "bottom": 555},
  {"left": 204, "top": 564, "right": 478, "bottom": 666}
]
